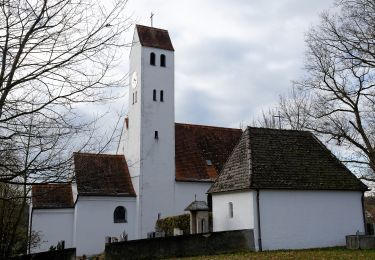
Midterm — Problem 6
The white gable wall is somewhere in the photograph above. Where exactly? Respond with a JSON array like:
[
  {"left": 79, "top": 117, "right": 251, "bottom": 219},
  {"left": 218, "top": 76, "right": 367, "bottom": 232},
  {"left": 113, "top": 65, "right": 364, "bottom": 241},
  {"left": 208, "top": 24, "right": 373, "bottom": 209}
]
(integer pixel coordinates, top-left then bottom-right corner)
[
  {"left": 212, "top": 191, "right": 256, "bottom": 232},
  {"left": 258, "top": 190, "right": 364, "bottom": 250},
  {"left": 74, "top": 196, "right": 136, "bottom": 256},
  {"left": 31, "top": 208, "right": 74, "bottom": 253}
]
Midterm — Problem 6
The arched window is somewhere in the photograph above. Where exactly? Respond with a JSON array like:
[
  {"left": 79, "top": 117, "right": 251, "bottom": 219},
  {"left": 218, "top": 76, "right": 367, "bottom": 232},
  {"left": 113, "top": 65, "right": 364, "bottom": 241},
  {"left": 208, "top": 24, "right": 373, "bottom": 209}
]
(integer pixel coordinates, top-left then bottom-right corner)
[
  {"left": 160, "top": 54, "right": 166, "bottom": 67},
  {"left": 160, "top": 90, "right": 164, "bottom": 102},
  {"left": 114, "top": 206, "right": 127, "bottom": 223},
  {"left": 153, "top": 89, "right": 157, "bottom": 101},
  {"left": 150, "top": 52, "right": 156, "bottom": 65}
]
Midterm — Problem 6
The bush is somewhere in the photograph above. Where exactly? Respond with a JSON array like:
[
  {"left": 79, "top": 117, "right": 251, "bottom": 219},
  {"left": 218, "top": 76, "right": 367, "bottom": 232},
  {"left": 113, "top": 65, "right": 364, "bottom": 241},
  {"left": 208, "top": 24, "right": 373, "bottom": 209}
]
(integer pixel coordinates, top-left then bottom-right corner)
[{"left": 155, "top": 214, "right": 190, "bottom": 236}]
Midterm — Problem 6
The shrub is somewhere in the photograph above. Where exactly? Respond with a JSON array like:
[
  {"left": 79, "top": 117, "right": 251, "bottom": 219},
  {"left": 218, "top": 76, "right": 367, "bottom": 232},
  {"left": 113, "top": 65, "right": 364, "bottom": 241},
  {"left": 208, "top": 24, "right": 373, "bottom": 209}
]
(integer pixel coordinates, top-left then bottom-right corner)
[{"left": 155, "top": 214, "right": 190, "bottom": 236}]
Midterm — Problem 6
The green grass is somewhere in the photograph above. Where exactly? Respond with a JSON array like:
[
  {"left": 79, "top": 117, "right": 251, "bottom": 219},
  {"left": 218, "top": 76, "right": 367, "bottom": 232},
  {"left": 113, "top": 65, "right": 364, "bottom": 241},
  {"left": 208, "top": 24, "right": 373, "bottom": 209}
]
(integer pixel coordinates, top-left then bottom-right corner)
[{"left": 170, "top": 247, "right": 375, "bottom": 259}]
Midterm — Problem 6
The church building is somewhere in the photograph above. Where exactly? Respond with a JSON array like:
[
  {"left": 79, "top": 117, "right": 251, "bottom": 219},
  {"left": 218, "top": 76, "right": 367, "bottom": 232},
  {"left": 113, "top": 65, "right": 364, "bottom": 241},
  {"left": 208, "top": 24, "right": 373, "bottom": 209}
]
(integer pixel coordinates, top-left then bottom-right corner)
[
  {"left": 29, "top": 25, "right": 367, "bottom": 256},
  {"left": 29, "top": 25, "right": 242, "bottom": 256}
]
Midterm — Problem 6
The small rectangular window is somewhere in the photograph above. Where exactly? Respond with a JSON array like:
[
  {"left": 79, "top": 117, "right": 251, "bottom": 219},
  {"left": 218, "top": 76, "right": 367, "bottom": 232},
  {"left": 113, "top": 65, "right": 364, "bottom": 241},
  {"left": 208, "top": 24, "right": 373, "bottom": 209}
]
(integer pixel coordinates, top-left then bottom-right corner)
[
  {"left": 229, "top": 202, "right": 233, "bottom": 218},
  {"left": 135, "top": 91, "right": 137, "bottom": 103},
  {"left": 132, "top": 93, "right": 134, "bottom": 105},
  {"left": 153, "top": 89, "right": 157, "bottom": 101},
  {"left": 154, "top": 131, "right": 159, "bottom": 139}
]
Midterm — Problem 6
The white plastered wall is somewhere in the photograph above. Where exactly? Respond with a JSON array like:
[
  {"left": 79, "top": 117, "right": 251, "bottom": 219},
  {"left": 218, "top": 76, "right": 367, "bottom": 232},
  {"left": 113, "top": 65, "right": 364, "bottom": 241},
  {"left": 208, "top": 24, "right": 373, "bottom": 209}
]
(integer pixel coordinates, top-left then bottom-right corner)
[
  {"left": 118, "top": 27, "right": 177, "bottom": 239},
  {"left": 174, "top": 182, "right": 212, "bottom": 214},
  {"left": 74, "top": 196, "right": 136, "bottom": 256},
  {"left": 138, "top": 45, "right": 176, "bottom": 238},
  {"left": 258, "top": 190, "right": 365, "bottom": 250},
  {"left": 212, "top": 191, "right": 255, "bottom": 232},
  {"left": 31, "top": 208, "right": 74, "bottom": 253}
]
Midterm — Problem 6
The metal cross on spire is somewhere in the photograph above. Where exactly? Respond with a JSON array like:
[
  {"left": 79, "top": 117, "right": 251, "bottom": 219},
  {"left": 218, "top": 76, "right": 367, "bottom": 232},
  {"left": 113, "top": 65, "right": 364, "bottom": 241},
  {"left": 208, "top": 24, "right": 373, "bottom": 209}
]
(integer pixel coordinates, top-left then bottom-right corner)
[
  {"left": 273, "top": 111, "right": 283, "bottom": 129},
  {"left": 150, "top": 12, "right": 154, "bottom": 27}
]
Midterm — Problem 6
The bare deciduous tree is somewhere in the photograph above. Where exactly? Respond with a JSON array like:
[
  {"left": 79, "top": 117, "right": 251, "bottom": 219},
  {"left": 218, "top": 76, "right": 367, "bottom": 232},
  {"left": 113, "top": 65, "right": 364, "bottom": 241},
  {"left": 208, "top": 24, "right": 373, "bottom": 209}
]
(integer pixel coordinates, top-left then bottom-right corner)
[
  {"left": 295, "top": 0, "right": 375, "bottom": 179},
  {"left": 0, "top": 0, "right": 130, "bottom": 257},
  {"left": 254, "top": 87, "right": 311, "bottom": 130},
  {"left": 278, "top": 87, "right": 312, "bottom": 130}
]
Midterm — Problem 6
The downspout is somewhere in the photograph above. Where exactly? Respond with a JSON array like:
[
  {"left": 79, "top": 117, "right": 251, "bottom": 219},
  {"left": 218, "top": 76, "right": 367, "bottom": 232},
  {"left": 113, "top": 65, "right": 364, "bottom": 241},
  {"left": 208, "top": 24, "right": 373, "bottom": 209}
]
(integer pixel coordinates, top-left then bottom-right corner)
[
  {"left": 28, "top": 208, "right": 33, "bottom": 254},
  {"left": 361, "top": 191, "right": 367, "bottom": 234},
  {"left": 256, "top": 189, "right": 262, "bottom": 251}
]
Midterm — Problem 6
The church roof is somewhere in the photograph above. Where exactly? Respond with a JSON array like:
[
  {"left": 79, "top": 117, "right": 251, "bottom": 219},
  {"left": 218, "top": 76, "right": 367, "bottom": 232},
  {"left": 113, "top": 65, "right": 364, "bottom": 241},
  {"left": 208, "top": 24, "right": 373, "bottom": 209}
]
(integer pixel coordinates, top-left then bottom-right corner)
[
  {"left": 136, "top": 24, "right": 174, "bottom": 51},
  {"left": 74, "top": 153, "right": 136, "bottom": 197},
  {"left": 208, "top": 127, "right": 368, "bottom": 193},
  {"left": 32, "top": 184, "right": 74, "bottom": 209},
  {"left": 175, "top": 123, "right": 243, "bottom": 182}
]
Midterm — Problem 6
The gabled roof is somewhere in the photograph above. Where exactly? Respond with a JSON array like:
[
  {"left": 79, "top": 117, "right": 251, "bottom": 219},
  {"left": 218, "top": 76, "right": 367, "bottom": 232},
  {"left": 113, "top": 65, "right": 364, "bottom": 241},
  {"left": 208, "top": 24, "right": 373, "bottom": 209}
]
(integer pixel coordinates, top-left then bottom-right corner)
[
  {"left": 209, "top": 127, "right": 368, "bottom": 193},
  {"left": 32, "top": 184, "right": 74, "bottom": 209},
  {"left": 175, "top": 123, "right": 243, "bottom": 182},
  {"left": 74, "top": 153, "right": 136, "bottom": 197},
  {"left": 207, "top": 129, "right": 251, "bottom": 193},
  {"left": 136, "top": 24, "right": 174, "bottom": 51},
  {"left": 185, "top": 201, "right": 209, "bottom": 211}
]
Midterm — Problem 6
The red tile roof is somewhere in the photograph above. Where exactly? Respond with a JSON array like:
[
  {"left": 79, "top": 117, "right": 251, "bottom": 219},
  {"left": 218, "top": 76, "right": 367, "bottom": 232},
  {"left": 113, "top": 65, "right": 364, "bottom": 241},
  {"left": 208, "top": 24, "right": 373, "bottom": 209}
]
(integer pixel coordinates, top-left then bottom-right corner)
[
  {"left": 175, "top": 123, "right": 243, "bottom": 182},
  {"left": 136, "top": 24, "right": 174, "bottom": 51},
  {"left": 74, "top": 153, "right": 136, "bottom": 196},
  {"left": 32, "top": 184, "right": 74, "bottom": 209}
]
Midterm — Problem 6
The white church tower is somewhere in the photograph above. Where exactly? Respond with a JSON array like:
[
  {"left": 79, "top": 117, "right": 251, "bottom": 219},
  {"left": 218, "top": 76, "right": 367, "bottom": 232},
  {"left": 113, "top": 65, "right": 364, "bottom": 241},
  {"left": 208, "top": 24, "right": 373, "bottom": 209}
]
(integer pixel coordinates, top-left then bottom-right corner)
[{"left": 118, "top": 25, "right": 176, "bottom": 238}]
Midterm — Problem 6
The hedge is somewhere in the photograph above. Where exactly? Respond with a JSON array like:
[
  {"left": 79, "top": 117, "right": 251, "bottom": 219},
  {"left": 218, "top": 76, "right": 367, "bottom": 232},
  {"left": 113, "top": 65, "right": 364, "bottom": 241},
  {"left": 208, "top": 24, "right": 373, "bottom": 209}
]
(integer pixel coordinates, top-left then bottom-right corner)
[{"left": 155, "top": 214, "right": 190, "bottom": 236}]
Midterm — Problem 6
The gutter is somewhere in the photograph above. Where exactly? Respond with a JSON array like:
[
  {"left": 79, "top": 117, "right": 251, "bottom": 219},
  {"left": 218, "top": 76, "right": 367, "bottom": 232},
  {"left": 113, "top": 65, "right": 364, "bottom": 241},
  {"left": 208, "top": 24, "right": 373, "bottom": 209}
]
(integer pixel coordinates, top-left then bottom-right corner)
[{"left": 256, "top": 189, "right": 262, "bottom": 251}]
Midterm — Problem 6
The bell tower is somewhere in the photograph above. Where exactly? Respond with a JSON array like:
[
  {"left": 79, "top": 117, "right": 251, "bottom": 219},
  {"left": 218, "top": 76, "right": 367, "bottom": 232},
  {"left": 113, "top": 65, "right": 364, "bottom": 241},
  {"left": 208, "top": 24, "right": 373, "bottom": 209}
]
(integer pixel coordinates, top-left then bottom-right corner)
[{"left": 118, "top": 25, "right": 176, "bottom": 238}]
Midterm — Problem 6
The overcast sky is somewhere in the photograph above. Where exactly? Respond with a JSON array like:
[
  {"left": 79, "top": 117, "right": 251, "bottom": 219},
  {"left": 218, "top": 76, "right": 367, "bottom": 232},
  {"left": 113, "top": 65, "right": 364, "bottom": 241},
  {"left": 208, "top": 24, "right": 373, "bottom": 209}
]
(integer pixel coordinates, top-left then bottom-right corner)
[
  {"left": 83, "top": 0, "right": 337, "bottom": 151},
  {"left": 115, "top": 0, "right": 335, "bottom": 128}
]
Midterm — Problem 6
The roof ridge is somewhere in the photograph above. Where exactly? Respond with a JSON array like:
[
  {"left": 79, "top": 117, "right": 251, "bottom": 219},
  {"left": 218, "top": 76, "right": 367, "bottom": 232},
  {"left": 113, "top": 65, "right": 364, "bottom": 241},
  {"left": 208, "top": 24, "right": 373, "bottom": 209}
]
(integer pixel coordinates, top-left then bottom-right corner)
[
  {"left": 247, "top": 126, "right": 311, "bottom": 134},
  {"left": 34, "top": 183, "right": 72, "bottom": 187},
  {"left": 136, "top": 24, "right": 168, "bottom": 32},
  {"left": 73, "top": 152, "right": 123, "bottom": 157},
  {"left": 176, "top": 122, "right": 241, "bottom": 131}
]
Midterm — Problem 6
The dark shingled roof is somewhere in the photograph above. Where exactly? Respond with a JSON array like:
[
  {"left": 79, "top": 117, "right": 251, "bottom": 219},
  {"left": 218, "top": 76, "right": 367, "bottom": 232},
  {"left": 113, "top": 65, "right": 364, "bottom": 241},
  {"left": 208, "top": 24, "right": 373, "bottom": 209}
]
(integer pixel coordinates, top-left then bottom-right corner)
[
  {"left": 136, "top": 24, "right": 174, "bottom": 51},
  {"left": 74, "top": 153, "right": 136, "bottom": 196},
  {"left": 184, "top": 201, "right": 209, "bottom": 211},
  {"left": 209, "top": 127, "right": 368, "bottom": 193},
  {"left": 32, "top": 184, "right": 74, "bottom": 209},
  {"left": 175, "top": 123, "right": 243, "bottom": 182}
]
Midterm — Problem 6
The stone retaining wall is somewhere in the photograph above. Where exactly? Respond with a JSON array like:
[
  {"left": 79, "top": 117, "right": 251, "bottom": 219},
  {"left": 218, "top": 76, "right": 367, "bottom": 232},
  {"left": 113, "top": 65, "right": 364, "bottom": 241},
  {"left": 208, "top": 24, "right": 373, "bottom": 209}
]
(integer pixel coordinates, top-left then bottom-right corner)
[
  {"left": 11, "top": 248, "right": 76, "bottom": 260},
  {"left": 346, "top": 235, "right": 375, "bottom": 249},
  {"left": 106, "top": 229, "right": 254, "bottom": 260}
]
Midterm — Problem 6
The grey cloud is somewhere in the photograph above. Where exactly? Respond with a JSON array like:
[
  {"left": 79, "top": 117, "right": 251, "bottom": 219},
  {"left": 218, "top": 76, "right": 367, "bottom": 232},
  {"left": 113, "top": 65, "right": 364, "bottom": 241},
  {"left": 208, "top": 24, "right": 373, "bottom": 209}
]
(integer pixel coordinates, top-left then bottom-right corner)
[{"left": 83, "top": 0, "right": 337, "bottom": 147}]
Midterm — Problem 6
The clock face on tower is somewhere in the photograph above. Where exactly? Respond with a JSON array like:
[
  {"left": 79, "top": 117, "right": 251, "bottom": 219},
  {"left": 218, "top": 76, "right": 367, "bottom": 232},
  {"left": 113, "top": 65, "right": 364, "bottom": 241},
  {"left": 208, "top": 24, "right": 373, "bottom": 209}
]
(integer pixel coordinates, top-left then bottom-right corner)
[{"left": 131, "top": 71, "right": 138, "bottom": 89}]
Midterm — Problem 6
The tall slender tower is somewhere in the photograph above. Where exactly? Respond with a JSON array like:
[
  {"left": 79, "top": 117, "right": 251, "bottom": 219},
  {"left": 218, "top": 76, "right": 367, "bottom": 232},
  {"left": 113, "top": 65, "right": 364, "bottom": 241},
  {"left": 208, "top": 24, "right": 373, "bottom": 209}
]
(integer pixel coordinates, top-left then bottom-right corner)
[{"left": 118, "top": 25, "right": 176, "bottom": 238}]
